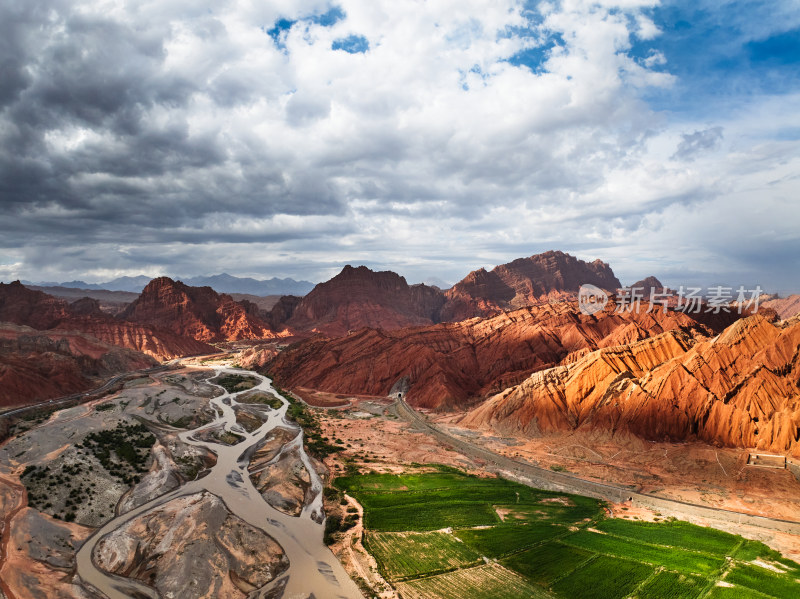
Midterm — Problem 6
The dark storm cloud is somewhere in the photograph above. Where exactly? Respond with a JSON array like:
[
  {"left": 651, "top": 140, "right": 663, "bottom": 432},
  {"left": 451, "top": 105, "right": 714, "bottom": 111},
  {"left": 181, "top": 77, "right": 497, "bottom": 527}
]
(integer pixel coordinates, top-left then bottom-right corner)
[{"left": 0, "top": 0, "right": 349, "bottom": 255}]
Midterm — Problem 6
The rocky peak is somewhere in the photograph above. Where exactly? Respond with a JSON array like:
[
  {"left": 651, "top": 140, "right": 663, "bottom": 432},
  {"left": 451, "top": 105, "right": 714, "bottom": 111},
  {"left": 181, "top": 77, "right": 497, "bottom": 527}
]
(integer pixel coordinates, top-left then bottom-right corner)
[
  {"left": 442, "top": 251, "right": 622, "bottom": 320},
  {"left": 69, "top": 297, "right": 104, "bottom": 316},
  {"left": 121, "top": 277, "right": 273, "bottom": 342},
  {"left": 283, "top": 265, "right": 446, "bottom": 336}
]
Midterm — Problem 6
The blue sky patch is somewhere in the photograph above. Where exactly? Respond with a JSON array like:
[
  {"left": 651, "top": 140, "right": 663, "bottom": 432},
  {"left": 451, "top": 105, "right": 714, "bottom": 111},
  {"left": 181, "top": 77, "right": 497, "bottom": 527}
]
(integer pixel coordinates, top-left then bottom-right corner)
[
  {"left": 332, "top": 34, "right": 369, "bottom": 54},
  {"left": 507, "top": 34, "right": 563, "bottom": 73},
  {"left": 627, "top": 1, "right": 800, "bottom": 117},
  {"left": 266, "top": 6, "right": 346, "bottom": 49}
]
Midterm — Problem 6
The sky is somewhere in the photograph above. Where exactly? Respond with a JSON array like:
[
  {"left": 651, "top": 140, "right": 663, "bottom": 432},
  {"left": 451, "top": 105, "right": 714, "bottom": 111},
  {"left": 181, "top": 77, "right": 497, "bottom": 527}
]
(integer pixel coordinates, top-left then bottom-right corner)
[{"left": 1, "top": 0, "right": 798, "bottom": 292}]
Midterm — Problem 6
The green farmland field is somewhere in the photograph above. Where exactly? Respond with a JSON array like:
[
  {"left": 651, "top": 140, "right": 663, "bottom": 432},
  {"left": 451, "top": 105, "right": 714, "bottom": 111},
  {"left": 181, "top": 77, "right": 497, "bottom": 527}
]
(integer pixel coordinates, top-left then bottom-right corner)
[
  {"left": 551, "top": 555, "right": 652, "bottom": 599},
  {"left": 500, "top": 542, "right": 594, "bottom": 586},
  {"left": 336, "top": 467, "right": 800, "bottom": 598},
  {"left": 455, "top": 522, "right": 563, "bottom": 557},
  {"left": 365, "top": 531, "right": 480, "bottom": 580},
  {"left": 560, "top": 529, "right": 726, "bottom": 575}
]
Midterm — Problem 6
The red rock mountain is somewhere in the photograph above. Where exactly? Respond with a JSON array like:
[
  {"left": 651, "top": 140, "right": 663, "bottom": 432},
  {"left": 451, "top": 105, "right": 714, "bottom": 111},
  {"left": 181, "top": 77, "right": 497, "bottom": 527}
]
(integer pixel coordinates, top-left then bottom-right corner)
[
  {"left": 266, "top": 301, "right": 739, "bottom": 410},
  {"left": 442, "top": 251, "right": 622, "bottom": 320},
  {"left": 271, "top": 252, "right": 624, "bottom": 335},
  {"left": 462, "top": 314, "right": 800, "bottom": 456},
  {"left": 0, "top": 281, "right": 213, "bottom": 360},
  {"left": 0, "top": 323, "right": 157, "bottom": 407},
  {"left": 278, "top": 265, "right": 446, "bottom": 337},
  {"left": 120, "top": 277, "right": 277, "bottom": 342},
  {"left": 762, "top": 295, "right": 800, "bottom": 320},
  {"left": 629, "top": 276, "right": 666, "bottom": 295}
]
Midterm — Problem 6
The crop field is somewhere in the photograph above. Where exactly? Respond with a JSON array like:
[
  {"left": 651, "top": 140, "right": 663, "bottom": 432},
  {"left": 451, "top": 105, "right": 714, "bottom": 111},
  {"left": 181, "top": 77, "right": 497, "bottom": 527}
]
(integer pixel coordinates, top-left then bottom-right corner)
[
  {"left": 595, "top": 518, "right": 741, "bottom": 555},
  {"left": 705, "top": 585, "right": 774, "bottom": 599},
  {"left": 551, "top": 555, "right": 652, "bottom": 599},
  {"left": 362, "top": 501, "right": 499, "bottom": 531},
  {"left": 637, "top": 571, "right": 706, "bottom": 599},
  {"left": 455, "top": 522, "right": 564, "bottom": 557},
  {"left": 560, "top": 529, "right": 726, "bottom": 575},
  {"left": 337, "top": 468, "right": 800, "bottom": 598},
  {"left": 397, "top": 563, "right": 551, "bottom": 599},
  {"left": 725, "top": 564, "right": 800, "bottom": 598},
  {"left": 500, "top": 542, "right": 594, "bottom": 586},
  {"left": 365, "top": 531, "right": 480, "bottom": 580}
]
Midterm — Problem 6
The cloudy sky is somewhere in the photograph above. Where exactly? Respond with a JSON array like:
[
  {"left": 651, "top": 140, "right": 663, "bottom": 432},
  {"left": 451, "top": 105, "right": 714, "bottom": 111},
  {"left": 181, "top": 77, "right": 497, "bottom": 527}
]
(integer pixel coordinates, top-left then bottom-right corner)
[{"left": 1, "top": 0, "right": 798, "bottom": 292}]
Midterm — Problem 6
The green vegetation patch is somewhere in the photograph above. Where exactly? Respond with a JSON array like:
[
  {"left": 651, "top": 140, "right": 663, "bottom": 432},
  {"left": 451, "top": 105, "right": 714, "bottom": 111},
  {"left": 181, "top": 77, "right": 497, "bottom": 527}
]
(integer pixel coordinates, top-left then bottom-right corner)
[
  {"left": 500, "top": 542, "right": 594, "bottom": 587},
  {"left": 270, "top": 383, "right": 340, "bottom": 459},
  {"left": 637, "top": 570, "right": 706, "bottom": 599},
  {"left": 561, "top": 529, "right": 725, "bottom": 575},
  {"left": 213, "top": 374, "right": 259, "bottom": 393},
  {"left": 705, "top": 585, "right": 773, "bottom": 599},
  {"left": 456, "top": 522, "right": 563, "bottom": 558},
  {"left": 725, "top": 563, "right": 800, "bottom": 598},
  {"left": 364, "top": 502, "right": 499, "bottom": 532},
  {"left": 595, "top": 518, "right": 740, "bottom": 556},
  {"left": 734, "top": 539, "right": 800, "bottom": 575},
  {"left": 551, "top": 555, "right": 652, "bottom": 599},
  {"left": 339, "top": 469, "right": 800, "bottom": 599},
  {"left": 80, "top": 422, "right": 155, "bottom": 485},
  {"left": 238, "top": 390, "right": 283, "bottom": 409},
  {"left": 398, "top": 563, "right": 551, "bottom": 599},
  {"left": 366, "top": 531, "right": 481, "bottom": 580},
  {"left": 323, "top": 512, "right": 359, "bottom": 545}
]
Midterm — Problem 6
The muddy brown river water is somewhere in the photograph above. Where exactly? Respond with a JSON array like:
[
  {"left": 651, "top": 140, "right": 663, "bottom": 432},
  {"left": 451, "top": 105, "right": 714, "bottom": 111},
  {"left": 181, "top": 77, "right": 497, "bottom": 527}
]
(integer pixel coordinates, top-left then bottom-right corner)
[{"left": 75, "top": 366, "right": 362, "bottom": 599}]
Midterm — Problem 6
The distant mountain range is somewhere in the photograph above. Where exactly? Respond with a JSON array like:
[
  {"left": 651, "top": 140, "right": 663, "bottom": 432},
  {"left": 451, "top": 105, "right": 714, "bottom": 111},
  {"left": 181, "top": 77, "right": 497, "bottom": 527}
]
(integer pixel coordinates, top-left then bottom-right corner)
[{"left": 21, "top": 273, "right": 316, "bottom": 296}]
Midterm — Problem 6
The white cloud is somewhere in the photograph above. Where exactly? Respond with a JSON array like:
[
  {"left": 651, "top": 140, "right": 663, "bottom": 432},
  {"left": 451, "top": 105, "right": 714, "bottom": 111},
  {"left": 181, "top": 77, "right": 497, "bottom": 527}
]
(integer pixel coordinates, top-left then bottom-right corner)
[{"left": 0, "top": 0, "right": 797, "bottom": 291}]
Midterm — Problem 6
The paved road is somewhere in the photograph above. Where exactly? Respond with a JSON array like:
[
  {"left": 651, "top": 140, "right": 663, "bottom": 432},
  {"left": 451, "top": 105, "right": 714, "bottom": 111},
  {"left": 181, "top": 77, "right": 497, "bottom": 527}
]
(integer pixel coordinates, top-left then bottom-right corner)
[
  {"left": 391, "top": 398, "right": 800, "bottom": 535},
  {"left": 0, "top": 365, "right": 170, "bottom": 421}
]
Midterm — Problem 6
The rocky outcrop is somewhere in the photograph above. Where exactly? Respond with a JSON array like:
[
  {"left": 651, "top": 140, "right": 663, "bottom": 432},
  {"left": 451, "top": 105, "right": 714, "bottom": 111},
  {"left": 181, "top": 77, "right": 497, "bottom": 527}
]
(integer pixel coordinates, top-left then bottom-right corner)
[
  {"left": 266, "top": 301, "right": 739, "bottom": 410},
  {"left": 629, "top": 276, "right": 666, "bottom": 296},
  {"left": 63, "top": 317, "right": 215, "bottom": 360},
  {"left": 93, "top": 491, "right": 288, "bottom": 598},
  {"left": 762, "top": 295, "right": 800, "bottom": 320},
  {"left": 0, "top": 324, "right": 157, "bottom": 407},
  {"left": 278, "top": 265, "right": 446, "bottom": 337},
  {"left": 237, "top": 345, "right": 279, "bottom": 370},
  {"left": 120, "top": 277, "right": 278, "bottom": 342},
  {"left": 0, "top": 281, "right": 214, "bottom": 360},
  {"left": 270, "top": 253, "right": 622, "bottom": 335},
  {"left": 462, "top": 315, "right": 800, "bottom": 456},
  {"left": 442, "top": 250, "right": 622, "bottom": 320},
  {"left": 0, "top": 281, "right": 73, "bottom": 329}
]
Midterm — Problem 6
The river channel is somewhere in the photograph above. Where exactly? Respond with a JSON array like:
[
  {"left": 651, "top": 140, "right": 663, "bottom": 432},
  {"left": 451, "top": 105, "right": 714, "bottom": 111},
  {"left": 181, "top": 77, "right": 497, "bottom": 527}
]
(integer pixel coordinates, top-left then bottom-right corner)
[{"left": 75, "top": 365, "right": 362, "bottom": 599}]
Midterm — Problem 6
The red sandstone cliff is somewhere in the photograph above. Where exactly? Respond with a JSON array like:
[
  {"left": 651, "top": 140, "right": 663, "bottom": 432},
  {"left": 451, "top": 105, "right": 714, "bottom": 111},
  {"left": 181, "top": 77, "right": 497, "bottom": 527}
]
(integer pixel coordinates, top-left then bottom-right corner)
[
  {"left": 461, "top": 315, "right": 800, "bottom": 456},
  {"left": 0, "top": 281, "right": 214, "bottom": 360},
  {"left": 120, "top": 277, "right": 278, "bottom": 342},
  {"left": 0, "top": 323, "right": 158, "bottom": 407},
  {"left": 270, "top": 252, "right": 624, "bottom": 334},
  {"left": 442, "top": 250, "right": 622, "bottom": 320},
  {"left": 762, "top": 295, "right": 800, "bottom": 320},
  {"left": 266, "top": 301, "right": 738, "bottom": 410},
  {"left": 279, "top": 265, "right": 446, "bottom": 337}
]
